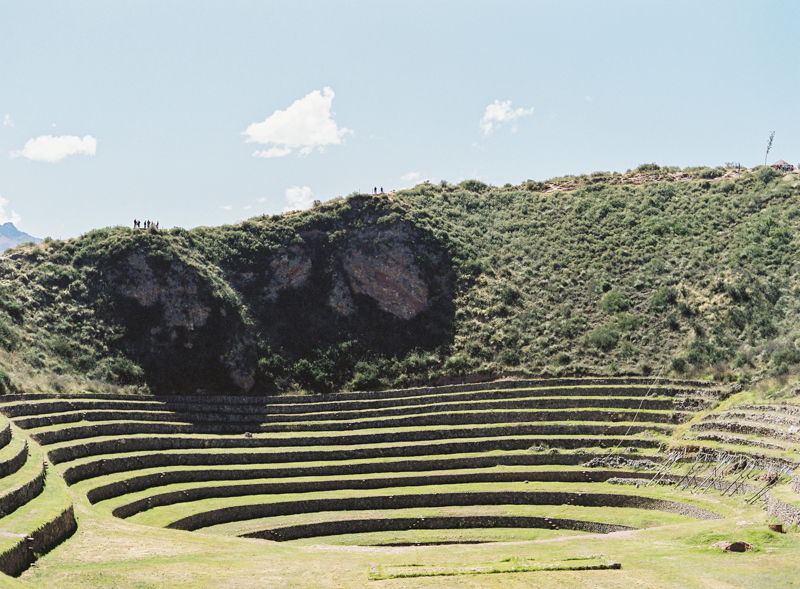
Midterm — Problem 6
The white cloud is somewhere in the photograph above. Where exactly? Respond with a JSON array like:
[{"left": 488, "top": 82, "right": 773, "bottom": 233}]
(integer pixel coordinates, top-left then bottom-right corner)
[
  {"left": 284, "top": 186, "right": 314, "bottom": 211},
  {"left": 401, "top": 171, "right": 420, "bottom": 182},
  {"left": 0, "top": 195, "right": 21, "bottom": 226},
  {"left": 3, "top": 114, "right": 13, "bottom": 127},
  {"left": 585, "top": 96, "right": 592, "bottom": 101},
  {"left": 220, "top": 205, "right": 233, "bottom": 210},
  {"left": 243, "top": 87, "right": 351, "bottom": 158},
  {"left": 480, "top": 100, "right": 533, "bottom": 135},
  {"left": 253, "top": 146, "right": 292, "bottom": 159},
  {"left": 256, "top": 197, "right": 267, "bottom": 203},
  {"left": 10, "top": 135, "right": 97, "bottom": 162}
]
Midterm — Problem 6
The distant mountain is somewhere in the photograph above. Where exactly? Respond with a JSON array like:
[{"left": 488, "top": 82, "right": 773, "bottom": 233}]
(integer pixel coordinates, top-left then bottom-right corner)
[{"left": 0, "top": 222, "right": 42, "bottom": 252}]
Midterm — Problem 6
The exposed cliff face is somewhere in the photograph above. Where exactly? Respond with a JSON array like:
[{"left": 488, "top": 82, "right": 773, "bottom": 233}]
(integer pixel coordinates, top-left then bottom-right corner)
[
  {"left": 343, "top": 228, "right": 429, "bottom": 321},
  {"left": 231, "top": 202, "right": 455, "bottom": 385},
  {"left": 101, "top": 250, "right": 253, "bottom": 393},
  {"left": 4, "top": 196, "right": 454, "bottom": 394}
]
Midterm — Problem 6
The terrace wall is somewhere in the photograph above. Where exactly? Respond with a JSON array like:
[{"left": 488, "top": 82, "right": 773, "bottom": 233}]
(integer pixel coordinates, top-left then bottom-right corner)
[
  {"left": 0, "top": 440, "right": 27, "bottom": 479},
  {"left": 0, "top": 504, "right": 76, "bottom": 577},
  {"left": 110, "top": 469, "right": 654, "bottom": 518},
  {"left": 167, "top": 490, "right": 722, "bottom": 531},
  {"left": 243, "top": 515, "right": 635, "bottom": 542},
  {"left": 0, "top": 460, "right": 45, "bottom": 517}
]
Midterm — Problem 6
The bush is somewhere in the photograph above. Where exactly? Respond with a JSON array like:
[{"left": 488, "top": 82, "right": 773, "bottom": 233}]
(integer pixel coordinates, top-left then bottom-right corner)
[
  {"left": 772, "top": 346, "right": 800, "bottom": 367},
  {"left": 671, "top": 357, "right": 687, "bottom": 374},
  {"left": 525, "top": 180, "right": 547, "bottom": 192},
  {"left": 0, "top": 319, "right": 19, "bottom": 351},
  {"left": 459, "top": 179, "right": 489, "bottom": 193},
  {"left": 0, "top": 368, "right": 14, "bottom": 395},
  {"left": 585, "top": 324, "right": 620, "bottom": 351},
  {"left": 601, "top": 290, "right": 631, "bottom": 314},
  {"left": 756, "top": 166, "right": 780, "bottom": 184},
  {"left": 108, "top": 357, "right": 145, "bottom": 385},
  {"left": 649, "top": 286, "right": 678, "bottom": 312}
]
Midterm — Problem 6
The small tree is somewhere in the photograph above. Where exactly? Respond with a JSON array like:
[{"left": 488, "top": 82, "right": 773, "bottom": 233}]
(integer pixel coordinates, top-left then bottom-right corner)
[{"left": 765, "top": 131, "right": 775, "bottom": 165}]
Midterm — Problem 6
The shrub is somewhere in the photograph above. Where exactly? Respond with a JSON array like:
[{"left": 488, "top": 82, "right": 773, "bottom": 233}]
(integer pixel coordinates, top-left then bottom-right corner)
[
  {"left": 525, "top": 180, "right": 547, "bottom": 192},
  {"left": 671, "top": 357, "right": 687, "bottom": 373},
  {"left": 0, "top": 319, "right": 19, "bottom": 351},
  {"left": 649, "top": 286, "right": 678, "bottom": 312},
  {"left": 601, "top": 290, "right": 630, "bottom": 314},
  {"left": 459, "top": 179, "right": 489, "bottom": 193},
  {"left": 108, "top": 357, "right": 145, "bottom": 385},
  {"left": 500, "top": 285, "right": 522, "bottom": 306},
  {"left": 772, "top": 346, "right": 800, "bottom": 367},
  {"left": 756, "top": 166, "right": 780, "bottom": 184},
  {"left": 0, "top": 368, "right": 14, "bottom": 395},
  {"left": 585, "top": 324, "right": 619, "bottom": 351},
  {"left": 498, "top": 348, "right": 520, "bottom": 366}
]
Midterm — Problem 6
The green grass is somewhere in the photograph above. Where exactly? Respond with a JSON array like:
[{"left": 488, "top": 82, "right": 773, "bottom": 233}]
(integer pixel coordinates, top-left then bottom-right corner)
[{"left": 19, "top": 504, "right": 800, "bottom": 588}]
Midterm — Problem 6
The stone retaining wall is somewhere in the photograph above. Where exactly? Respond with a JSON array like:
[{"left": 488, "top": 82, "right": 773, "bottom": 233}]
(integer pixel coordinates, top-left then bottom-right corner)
[
  {"left": 0, "top": 439, "right": 27, "bottom": 479},
  {"left": 3, "top": 395, "right": 682, "bottom": 423},
  {"left": 692, "top": 421, "right": 795, "bottom": 443},
  {"left": 0, "top": 421, "right": 10, "bottom": 449},
  {"left": 767, "top": 494, "right": 800, "bottom": 525},
  {"left": 167, "top": 490, "right": 721, "bottom": 531},
  {"left": 74, "top": 452, "right": 602, "bottom": 489},
  {"left": 0, "top": 377, "right": 718, "bottom": 406},
  {"left": 57, "top": 437, "right": 658, "bottom": 482},
  {"left": 86, "top": 453, "right": 608, "bottom": 503},
  {"left": 693, "top": 433, "right": 786, "bottom": 451},
  {"left": 40, "top": 421, "right": 663, "bottom": 456},
  {"left": 243, "top": 515, "right": 635, "bottom": 542},
  {"left": 17, "top": 407, "right": 683, "bottom": 434},
  {"left": 0, "top": 504, "right": 76, "bottom": 577},
  {"left": 0, "top": 459, "right": 45, "bottom": 518},
  {"left": 35, "top": 420, "right": 672, "bottom": 446},
  {"left": 110, "top": 468, "right": 653, "bottom": 519}
]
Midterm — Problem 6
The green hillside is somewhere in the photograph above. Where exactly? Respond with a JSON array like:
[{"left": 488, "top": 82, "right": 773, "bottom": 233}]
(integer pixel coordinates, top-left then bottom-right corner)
[{"left": 1, "top": 164, "right": 799, "bottom": 395}]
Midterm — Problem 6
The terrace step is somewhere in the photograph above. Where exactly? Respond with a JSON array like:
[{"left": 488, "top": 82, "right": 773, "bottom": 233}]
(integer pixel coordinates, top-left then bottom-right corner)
[
  {"left": 153, "top": 488, "right": 722, "bottom": 532},
  {"left": 98, "top": 467, "right": 658, "bottom": 519},
  {"left": 35, "top": 422, "right": 669, "bottom": 458},
  {"left": 13, "top": 407, "right": 687, "bottom": 433},
  {"left": 205, "top": 503, "right": 694, "bottom": 538},
  {"left": 0, "top": 418, "right": 10, "bottom": 451},
  {"left": 78, "top": 453, "right": 659, "bottom": 503},
  {"left": 0, "top": 377, "right": 718, "bottom": 407},
  {"left": 0, "top": 435, "right": 27, "bottom": 479},
  {"left": 0, "top": 443, "right": 45, "bottom": 520},
  {"left": 27, "top": 419, "right": 674, "bottom": 446},
  {"left": 56, "top": 436, "right": 661, "bottom": 484},
  {"left": 0, "top": 465, "right": 76, "bottom": 577},
  {"left": 2, "top": 395, "right": 688, "bottom": 425},
  {"left": 692, "top": 420, "right": 800, "bottom": 444}
]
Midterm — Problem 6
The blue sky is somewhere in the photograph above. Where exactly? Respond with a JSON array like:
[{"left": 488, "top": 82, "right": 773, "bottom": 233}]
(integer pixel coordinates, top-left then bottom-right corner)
[{"left": 1, "top": 1, "right": 798, "bottom": 239}]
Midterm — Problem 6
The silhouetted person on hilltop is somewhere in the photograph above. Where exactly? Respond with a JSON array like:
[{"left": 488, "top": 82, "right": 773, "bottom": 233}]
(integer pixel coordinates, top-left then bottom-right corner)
[{"left": 380, "top": 186, "right": 384, "bottom": 193}]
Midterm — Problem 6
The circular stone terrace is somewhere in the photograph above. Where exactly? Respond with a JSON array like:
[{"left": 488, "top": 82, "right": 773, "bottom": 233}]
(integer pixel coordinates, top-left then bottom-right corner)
[{"left": 0, "top": 377, "right": 753, "bottom": 568}]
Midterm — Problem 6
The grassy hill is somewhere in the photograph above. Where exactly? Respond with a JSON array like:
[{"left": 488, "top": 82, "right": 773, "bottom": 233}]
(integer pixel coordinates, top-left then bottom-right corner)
[{"left": 1, "top": 163, "right": 800, "bottom": 395}]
